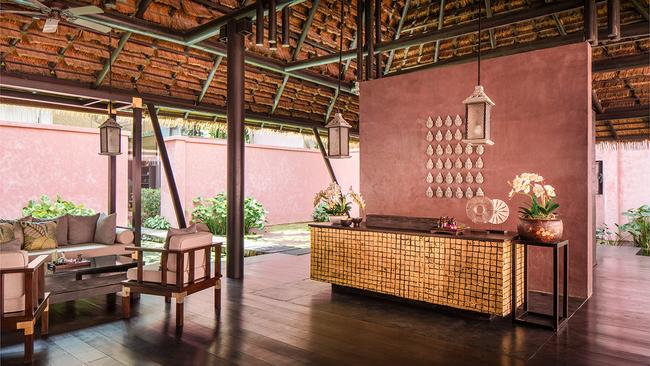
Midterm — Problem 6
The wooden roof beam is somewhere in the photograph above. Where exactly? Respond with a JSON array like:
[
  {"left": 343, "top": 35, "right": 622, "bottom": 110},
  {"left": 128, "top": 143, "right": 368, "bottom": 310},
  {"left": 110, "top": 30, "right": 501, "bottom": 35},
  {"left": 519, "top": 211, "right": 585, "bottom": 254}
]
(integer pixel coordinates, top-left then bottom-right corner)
[
  {"left": 592, "top": 53, "right": 650, "bottom": 72},
  {"left": 630, "top": 0, "right": 649, "bottom": 21},
  {"left": 593, "top": 90, "right": 618, "bottom": 139},
  {"left": 596, "top": 105, "right": 650, "bottom": 121},
  {"left": 196, "top": 56, "right": 223, "bottom": 104},
  {"left": 484, "top": 0, "right": 496, "bottom": 49},
  {"left": 384, "top": 0, "right": 411, "bottom": 74},
  {"left": 94, "top": 31, "right": 132, "bottom": 88},
  {"left": 135, "top": 0, "right": 153, "bottom": 19}
]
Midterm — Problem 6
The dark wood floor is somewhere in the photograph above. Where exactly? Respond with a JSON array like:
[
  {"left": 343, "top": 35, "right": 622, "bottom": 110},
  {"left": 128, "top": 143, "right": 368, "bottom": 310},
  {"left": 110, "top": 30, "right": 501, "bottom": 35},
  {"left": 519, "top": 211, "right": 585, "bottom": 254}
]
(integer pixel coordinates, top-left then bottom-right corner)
[{"left": 1, "top": 245, "right": 649, "bottom": 366}]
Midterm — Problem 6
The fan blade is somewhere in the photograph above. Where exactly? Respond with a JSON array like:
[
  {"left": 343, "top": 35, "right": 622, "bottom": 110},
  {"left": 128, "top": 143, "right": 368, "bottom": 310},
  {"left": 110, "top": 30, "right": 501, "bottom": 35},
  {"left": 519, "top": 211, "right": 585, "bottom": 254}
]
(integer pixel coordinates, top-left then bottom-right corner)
[
  {"left": 42, "top": 17, "right": 59, "bottom": 33},
  {"left": 65, "top": 5, "right": 103, "bottom": 16},
  {"left": 0, "top": 10, "right": 41, "bottom": 15},
  {"left": 26, "top": 0, "right": 50, "bottom": 11},
  {"left": 70, "top": 18, "right": 111, "bottom": 33}
]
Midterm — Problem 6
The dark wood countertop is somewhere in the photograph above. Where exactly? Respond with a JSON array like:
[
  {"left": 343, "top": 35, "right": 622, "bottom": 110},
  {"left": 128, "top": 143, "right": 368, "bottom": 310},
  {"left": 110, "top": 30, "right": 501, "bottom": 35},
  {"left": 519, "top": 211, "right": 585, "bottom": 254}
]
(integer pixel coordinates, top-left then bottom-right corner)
[{"left": 309, "top": 222, "right": 517, "bottom": 242}]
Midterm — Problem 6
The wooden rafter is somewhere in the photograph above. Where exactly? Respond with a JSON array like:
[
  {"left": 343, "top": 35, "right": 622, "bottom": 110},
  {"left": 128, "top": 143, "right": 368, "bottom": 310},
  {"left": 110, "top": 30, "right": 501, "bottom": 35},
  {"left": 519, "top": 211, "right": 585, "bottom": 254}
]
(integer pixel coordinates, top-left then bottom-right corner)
[
  {"left": 196, "top": 56, "right": 223, "bottom": 105},
  {"left": 384, "top": 0, "right": 411, "bottom": 74},
  {"left": 94, "top": 32, "right": 132, "bottom": 88}
]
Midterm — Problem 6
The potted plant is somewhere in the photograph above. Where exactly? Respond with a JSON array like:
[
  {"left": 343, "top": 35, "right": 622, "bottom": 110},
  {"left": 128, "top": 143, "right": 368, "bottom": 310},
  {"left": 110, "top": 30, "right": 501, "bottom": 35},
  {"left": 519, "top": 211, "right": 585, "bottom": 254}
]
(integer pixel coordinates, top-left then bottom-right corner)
[
  {"left": 618, "top": 205, "right": 650, "bottom": 255},
  {"left": 508, "top": 173, "right": 562, "bottom": 243},
  {"left": 313, "top": 183, "right": 361, "bottom": 225}
]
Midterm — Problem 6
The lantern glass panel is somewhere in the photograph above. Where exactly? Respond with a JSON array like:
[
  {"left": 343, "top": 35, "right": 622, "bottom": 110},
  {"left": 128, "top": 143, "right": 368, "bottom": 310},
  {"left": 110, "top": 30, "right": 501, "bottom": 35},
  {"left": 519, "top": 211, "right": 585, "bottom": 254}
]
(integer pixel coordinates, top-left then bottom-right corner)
[
  {"left": 329, "top": 127, "right": 341, "bottom": 157},
  {"left": 107, "top": 127, "right": 121, "bottom": 154},
  {"left": 340, "top": 127, "right": 349, "bottom": 156},
  {"left": 466, "top": 103, "right": 486, "bottom": 140}
]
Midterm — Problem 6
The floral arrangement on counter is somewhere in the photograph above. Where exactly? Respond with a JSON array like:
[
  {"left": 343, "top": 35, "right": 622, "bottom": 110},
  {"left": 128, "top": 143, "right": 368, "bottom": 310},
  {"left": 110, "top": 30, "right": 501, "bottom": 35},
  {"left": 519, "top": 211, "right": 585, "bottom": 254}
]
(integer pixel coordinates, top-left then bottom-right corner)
[
  {"left": 313, "top": 183, "right": 365, "bottom": 224},
  {"left": 508, "top": 173, "right": 559, "bottom": 219}
]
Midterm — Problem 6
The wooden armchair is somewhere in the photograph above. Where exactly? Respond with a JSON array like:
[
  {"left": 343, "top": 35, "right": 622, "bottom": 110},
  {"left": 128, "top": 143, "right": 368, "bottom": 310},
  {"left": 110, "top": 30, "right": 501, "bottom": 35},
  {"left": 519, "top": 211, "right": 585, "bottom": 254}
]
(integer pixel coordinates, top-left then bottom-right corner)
[
  {"left": 121, "top": 231, "right": 222, "bottom": 329},
  {"left": 0, "top": 251, "right": 50, "bottom": 363}
]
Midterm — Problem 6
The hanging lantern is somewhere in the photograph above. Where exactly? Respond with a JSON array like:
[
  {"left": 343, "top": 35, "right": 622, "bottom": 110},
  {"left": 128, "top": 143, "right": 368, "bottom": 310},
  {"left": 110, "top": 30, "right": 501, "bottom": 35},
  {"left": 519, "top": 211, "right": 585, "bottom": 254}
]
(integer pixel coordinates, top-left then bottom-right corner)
[
  {"left": 99, "top": 116, "right": 122, "bottom": 156},
  {"left": 325, "top": 112, "right": 352, "bottom": 159},
  {"left": 462, "top": 86, "right": 494, "bottom": 145}
]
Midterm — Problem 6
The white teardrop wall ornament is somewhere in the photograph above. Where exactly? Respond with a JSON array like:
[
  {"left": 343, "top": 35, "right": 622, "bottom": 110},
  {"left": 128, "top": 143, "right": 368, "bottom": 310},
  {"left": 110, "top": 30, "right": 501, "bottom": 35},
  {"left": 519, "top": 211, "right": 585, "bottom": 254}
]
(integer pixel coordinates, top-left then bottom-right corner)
[
  {"left": 444, "top": 158, "right": 452, "bottom": 170},
  {"left": 445, "top": 115, "right": 453, "bottom": 127},
  {"left": 445, "top": 172, "right": 453, "bottom": 184},
  {"left": 436, "top": 145, "right": 444, "bottom": 156},
  {"left": 445, "top": 144, "right": 453, "bottom": 155},
  {"left": 435, "top": 172, "right": 443, "bottom": 183},
  {"left": 426, "top": 158, "right": 434, "bottom": 170},
  {"left": 435, "top": 158, "right": 443, "bottom": 169},
  {"left": 445, "top": 130, "right": 453, "bottom": 141},
  {"left": 454, "top": 114, "right": 463, "bottom": 126},
  {"left": 455, "top": 172, "right": 463, "bottom": 184},
  {"left": 436, "top": 187, "right": 444, "bottom": 198},
  {"left": 476, "top": 172, "right": 484, "bottom": 184},
  {"left": 465, "top": 144, "right": 473, "bottom": 154},
  {"left": 435, "top": 130, "right": 443, "bottom": 142},
  {"left": 454, "top": 129, "right": 463, "bottom": 140},
  {"left": 465, "top": 158, "right": 473, "bottom": 169},
  {"left": 427, "top": 145, "right": 434, "bottom": 156},
  {"left": 426, "top": 186, "right": 434, "bottom": 198},
  {"left": 455, "top": 187, "right": 464, "bottom": 199},
  {"left": 426, "top": 172, "right": 434, "bottom": 183},
  {"left": 445, "top": 187, "right": 453, "bottom": 198},
  {"left": 435, "top": 116, "right": 443, "bottom": 127},
  {"left": 465, "top": 172, "right": 474, "bottom": 184},
  {"left": 476, "top": 145, "right": 484, "bottom": 155},
  {"left": 426, "top": 130, "right": 434, "bottom": 142},
  {"left": 465, "top": 187, "right": 474, "bottom": 199},
  {"left": 476, "top": 156, "right": 484, "bottom": 169},
  {"left": 455, "top": 158, "right": 463, "bottom": 169},
  {"left": 426, "top": 116, "right": 434, "bottom": 129},
  {"left": 476, "top": 187, "right": 485, "bottom": 197},
  {"left": 454, "top": 143, "right": 463, "bottom": 155}
]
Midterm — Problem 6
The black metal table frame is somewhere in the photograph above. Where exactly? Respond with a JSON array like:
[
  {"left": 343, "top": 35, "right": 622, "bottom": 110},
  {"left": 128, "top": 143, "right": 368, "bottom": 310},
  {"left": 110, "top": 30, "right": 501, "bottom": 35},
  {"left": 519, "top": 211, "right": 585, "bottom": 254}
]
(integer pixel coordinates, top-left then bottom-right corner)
[{"left": 511, "top": 239, "right": 569, "bottom": 331}]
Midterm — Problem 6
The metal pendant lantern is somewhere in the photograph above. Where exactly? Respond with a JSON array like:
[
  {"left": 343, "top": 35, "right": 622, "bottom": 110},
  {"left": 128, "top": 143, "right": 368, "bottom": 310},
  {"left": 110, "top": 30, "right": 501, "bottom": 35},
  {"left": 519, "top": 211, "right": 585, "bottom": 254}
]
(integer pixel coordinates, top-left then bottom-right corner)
[
  {"left": 462, "top": 1, "right": 494, "bottom": 146},
  {"left": 99, "top": 32, "right": 122, "bottom": 156},
  {"left": 326, "top": 0, "right": 351, "bottom": 159},
  {"left": 326, "top": 112, "right": 352, "bottom": 159}
]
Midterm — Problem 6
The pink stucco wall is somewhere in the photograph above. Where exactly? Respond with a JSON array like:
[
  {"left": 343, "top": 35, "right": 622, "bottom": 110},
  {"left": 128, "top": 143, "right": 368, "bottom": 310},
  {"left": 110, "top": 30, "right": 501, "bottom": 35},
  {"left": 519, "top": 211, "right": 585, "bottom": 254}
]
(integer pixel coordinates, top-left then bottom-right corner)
[
  {"left": 160, "top": 136, "right": 360, "bottom": 227},
  {"left": 0, "top": 121, "right": 129, "bottom": 225},
  {"left": 595, "top": 145, "right": 650, "bottom": 229},
  {"left": 359, "top": 43, "right": 594, "bottom": 298}
]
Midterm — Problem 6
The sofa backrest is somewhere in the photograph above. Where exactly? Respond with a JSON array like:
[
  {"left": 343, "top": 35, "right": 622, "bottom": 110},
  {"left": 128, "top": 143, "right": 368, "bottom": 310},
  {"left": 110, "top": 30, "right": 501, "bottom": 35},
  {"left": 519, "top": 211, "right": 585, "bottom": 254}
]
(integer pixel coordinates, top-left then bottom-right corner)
[{"left": 166, "top": 232, "right": 212, "bottom": 273}]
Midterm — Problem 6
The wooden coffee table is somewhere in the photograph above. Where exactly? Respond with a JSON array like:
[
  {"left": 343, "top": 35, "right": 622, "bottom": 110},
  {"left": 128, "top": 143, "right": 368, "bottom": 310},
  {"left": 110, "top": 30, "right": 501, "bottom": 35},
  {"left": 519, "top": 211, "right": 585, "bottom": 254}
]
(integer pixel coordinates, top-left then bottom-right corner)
[{"left": 45, "top": 255, "right": 138, "bottom": 304}]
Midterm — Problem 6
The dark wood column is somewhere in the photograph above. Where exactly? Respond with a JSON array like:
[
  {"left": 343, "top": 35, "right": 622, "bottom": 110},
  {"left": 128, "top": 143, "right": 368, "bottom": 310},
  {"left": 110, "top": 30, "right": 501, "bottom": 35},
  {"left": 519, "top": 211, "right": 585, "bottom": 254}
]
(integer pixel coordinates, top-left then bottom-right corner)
[
  {"left": 108, "top": 109, "right": 117, "bottom": 215},
  {"left": 225, "top": 18, "right": 251, "bottom": 279},
  {"left": 375, "top": 0, "right": 382, "bottom": 79},
  {"left": 131, "top": 97, "right": 143, "bottom": 247},
  {"left": 365, "top": 0, "right": 374, "bottom": 80},
  {"left": 147, "top": 103, "right": 187, "bottom": 228},
  {"left": 356, "top": 0, "right": 364, "bottom": 81}
]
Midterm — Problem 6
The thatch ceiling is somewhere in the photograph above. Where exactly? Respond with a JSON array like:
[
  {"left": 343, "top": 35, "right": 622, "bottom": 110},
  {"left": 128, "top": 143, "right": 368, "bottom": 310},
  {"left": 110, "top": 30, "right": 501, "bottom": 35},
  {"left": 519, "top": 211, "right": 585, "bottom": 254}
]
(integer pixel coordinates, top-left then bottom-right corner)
[{"left": 0, "top": 0, "right": 648, "bottom": 140}]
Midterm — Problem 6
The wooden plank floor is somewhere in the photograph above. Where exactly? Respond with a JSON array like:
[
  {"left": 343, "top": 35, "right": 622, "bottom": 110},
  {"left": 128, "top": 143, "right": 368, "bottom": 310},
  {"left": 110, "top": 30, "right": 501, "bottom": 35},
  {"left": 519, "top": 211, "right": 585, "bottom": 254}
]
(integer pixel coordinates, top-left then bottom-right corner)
[{"left": 1, "top": 245, "right": 649, "bottom": 365}]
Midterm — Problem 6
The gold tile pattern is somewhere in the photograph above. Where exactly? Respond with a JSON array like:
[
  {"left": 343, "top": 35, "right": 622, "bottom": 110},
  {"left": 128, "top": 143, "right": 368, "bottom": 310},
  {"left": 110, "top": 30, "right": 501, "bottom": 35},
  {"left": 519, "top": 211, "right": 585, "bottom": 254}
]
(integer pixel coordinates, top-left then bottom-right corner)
[{"left": 311, "top": 227, "right": 523, "bottom": 317}]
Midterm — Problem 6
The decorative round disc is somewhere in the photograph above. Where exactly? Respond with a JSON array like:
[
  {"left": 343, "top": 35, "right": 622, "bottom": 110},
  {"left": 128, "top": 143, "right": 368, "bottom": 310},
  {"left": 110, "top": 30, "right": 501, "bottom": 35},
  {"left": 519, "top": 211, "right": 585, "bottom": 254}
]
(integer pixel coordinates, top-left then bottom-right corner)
[
  {"left": 489, "top": 199, "right": 510, "bottom": 224},
  {"left": 466, "top": 196, "right": 494, "bottom": 224}
]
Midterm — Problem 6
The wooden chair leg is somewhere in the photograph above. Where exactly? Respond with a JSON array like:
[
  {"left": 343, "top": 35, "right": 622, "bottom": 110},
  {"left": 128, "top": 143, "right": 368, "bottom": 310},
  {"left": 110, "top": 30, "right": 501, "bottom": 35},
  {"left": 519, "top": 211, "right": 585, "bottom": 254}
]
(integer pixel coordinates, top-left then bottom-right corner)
[
  {"left": 17, "top": 320, "right": 34, "bottom": 363},
  {"left": 214, "top": 279, "right": 221, "bottom": 313},
  {"left": 173, "top": 292, "right": 186, "bottom": 328},
  {"left": 122, "top": 286, "right": 131, "bottom": 319},
  {"left": 41, "top": 299, "right": 50, "bottom": 335}
]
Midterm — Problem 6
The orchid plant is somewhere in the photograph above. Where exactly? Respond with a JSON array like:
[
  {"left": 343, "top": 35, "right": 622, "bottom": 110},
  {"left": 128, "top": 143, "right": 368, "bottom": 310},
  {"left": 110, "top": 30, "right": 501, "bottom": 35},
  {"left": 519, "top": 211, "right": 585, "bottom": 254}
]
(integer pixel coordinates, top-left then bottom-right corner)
[
  {"left": 508, "top": 173, "right": 559, "bottom": 220},
  {"left": 313, "top": 183, "right": 364, "bottom": 217}
]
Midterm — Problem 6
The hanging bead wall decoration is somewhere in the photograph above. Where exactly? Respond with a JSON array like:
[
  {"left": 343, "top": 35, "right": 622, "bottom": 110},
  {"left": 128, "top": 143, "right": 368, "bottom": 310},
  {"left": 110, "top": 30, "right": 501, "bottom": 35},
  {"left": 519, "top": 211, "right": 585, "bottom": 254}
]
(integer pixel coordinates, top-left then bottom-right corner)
[
  {"left": 465, "top": 187, "right": 474, "bottom": 198},
  {"left": 427, "top": 145, "right": 434, "bottom": 156},
  {"left": 435, "top": 116, "right": 443, "bottom": 127},
  {"left": 426, "top": 186, "right": 434, "bottom": 198},
  {"left": 426, "top": 116, "right": 434, "bottom": 128},
  {"left": 465, "top": 157, "right": 473, "bottom": 169},
  {"left": 445, "top": 115, "right": 453, "bottom": 127},
  {"left": 476, "top": 145, "right": 484, "bottom": 155},
  {"left": 435, "top": 172, "right": 443, "bottom": 184},
  {"left": 427, "top": 158, "right": 434, "bottom": 170},
  {"left": 436, "top": 186, "right": 444, "bottom": 197},
  {"left": 445, "top": 144, "right": 453, "bottom": 155},
  {"left": 426, "top": 130, "right": 434, "bottom": 142},
  {"left": 466, "top": 172, "right": 474, "bottom": 184},
  {"left": 476, "top": 187, "right": 485, "bottom": 197},
  {"left": 476, "top": 172, "right": 484, "bottom": 184},
  {"left": 435, "top": 130, "right": 443, "bottom": 141},
  {"left": 454, "top": 143, "right": 463, "bottom": 155},
  {"left": 476, "top": 156, "right": 484, "bottom": 169},
  {"left": 445, "top": 130, "right": 453, "bottom": 141},
  {"left": 436, "top": 145, "right": 444, "bottom": 155},
  {"left": 435, "top": 158, "right": 443, "bottom": 169},
  {"left": 454, "top": 114, "right": 463, "bottom": 126},
  {"left": 454, "top": 129, "right": 463, "bottom": 140},
  {"left": 426, "top": 172, "right": 434, "bottom": 183},
  {"left": 465, "top": 144, "right": 473, "bottom": 155},
  {"left": 455, "top": 187, "right": 464, "bottom": 199},
  {"left": 455, "top": 172, "right": 463, "bottom": 184},
  {"left": 445, "top": 172, "right": 453, "bottom": 184},
  {"left": 445, "top": 187, "right": 453, "bottom": 198},
  {"left": 455, "top": 158, "right": 463, "bottom": 169},
  {"left": 444, "top": 158, "right": 452, "bottom": 170}
]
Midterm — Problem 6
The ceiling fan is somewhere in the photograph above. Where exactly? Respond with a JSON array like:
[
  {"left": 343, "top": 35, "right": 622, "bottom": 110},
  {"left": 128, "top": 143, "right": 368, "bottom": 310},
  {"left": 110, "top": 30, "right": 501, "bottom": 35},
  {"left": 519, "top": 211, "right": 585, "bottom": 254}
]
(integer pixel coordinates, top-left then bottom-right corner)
[{"left": 0, "top": 0, "right": 111, "bottom": 34}]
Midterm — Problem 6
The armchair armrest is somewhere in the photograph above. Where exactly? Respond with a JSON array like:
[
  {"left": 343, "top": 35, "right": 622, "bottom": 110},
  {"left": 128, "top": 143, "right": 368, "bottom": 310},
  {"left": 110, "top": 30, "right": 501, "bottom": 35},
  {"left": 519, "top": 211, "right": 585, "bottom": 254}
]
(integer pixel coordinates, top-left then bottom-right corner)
[
  {"left": 27, "top": 255, "right": 49, "bottom": 271},
  {"left": 125, "top": 246, "right": 167, "bottom": 253}
]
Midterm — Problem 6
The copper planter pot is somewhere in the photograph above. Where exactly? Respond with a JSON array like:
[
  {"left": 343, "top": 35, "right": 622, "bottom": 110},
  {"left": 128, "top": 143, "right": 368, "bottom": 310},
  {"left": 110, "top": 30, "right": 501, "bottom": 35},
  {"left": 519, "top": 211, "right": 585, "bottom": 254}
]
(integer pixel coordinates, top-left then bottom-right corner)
[{"left": 517, "top": 218, "right": 563, "bottom": 243}]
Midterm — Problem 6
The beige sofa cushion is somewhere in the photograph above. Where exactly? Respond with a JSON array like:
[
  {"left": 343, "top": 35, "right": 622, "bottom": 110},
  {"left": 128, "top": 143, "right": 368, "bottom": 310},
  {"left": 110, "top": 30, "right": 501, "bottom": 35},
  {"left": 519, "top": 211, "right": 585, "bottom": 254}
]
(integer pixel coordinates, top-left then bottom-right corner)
[
  {"left": 34, "top": 216, "right": 68, "bottom": 246},
  {"left": 68, "top": 214, "right": 100, "bottom": 244},
  {"left": 94, "top": 213, "right": 116, "bottom": 245},
  {"left": 115, "top": 227, "right": 134, "bottom": 244},
  {"left": 28, "top": 243, "right": 130, "bottom": 260},
  {"left": 166, "top": 231, "right": 212, "bottom": 272},
  {"left": 127, "top": 263, "right": 210, "bottom": 285},
  {"left": 0, "top": 250, "right": 29, "bottom": 313},
  {"left": 0, "top": 222, "right": 22, "bottom": 251}
]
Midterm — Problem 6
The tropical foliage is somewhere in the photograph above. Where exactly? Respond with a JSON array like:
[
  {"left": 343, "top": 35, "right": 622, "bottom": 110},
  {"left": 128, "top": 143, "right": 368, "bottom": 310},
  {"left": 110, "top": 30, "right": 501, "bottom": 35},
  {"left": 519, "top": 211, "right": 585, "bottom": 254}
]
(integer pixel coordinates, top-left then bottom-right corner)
[
  {"left": 312, "top": 203, "right": 330, "bottom": 222},
  {"left": 191, "top": 193, "right": 267, "bottom": 235},
  {"left": 143, "top": 215, "right": 171, "bottom": 230},
  {"left": 141, "top": 188, "right": 162, "bottom": 220},
  {"left": 313, "top": 183, "right": 364, "bottom": 217},
  {"left": 508, "top": 173, "right": 559, "bottom": 220},
  {"left": 619, "top": 205, "right": 650, "bottom": 254},
  {"left": 596, "top": 223, "right": 625, "bottom": 246},
  {"left": 22, "top": 195, "right": 95, "bottom": 219}
]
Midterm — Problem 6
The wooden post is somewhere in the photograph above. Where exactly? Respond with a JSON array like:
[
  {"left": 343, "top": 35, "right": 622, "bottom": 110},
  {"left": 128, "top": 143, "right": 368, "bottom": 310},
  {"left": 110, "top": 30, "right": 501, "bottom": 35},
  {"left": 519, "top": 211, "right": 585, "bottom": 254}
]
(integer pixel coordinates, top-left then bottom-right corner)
[
  {"left": 312, "top": 128, "right": 338, "bottom": 184},
  {"left": 365, "top": 0, "right": 374, "bottom": 80},
  {"left": 584, "top": 0, "right": 597, "bottom": 44},
  {"left": 132, "top": 97, "right": 142, "bottom": 247},
  {"left": 375, "top": 0, "right": 382, "bottom": 79},
  {"left": 147, "top": 103, "right": 187, "bottom": 228},
  {"left": 226, "top": 18, "right": 250, "bottom": 279},
  {"left": 356, "top": 0, "right": 364, "bottom": 81},
  {"left": 108, "top": 110, "right": 117, "bottom": 215},
  {"left": 607, "top": 0, "right": 620, "bottom": 40}
]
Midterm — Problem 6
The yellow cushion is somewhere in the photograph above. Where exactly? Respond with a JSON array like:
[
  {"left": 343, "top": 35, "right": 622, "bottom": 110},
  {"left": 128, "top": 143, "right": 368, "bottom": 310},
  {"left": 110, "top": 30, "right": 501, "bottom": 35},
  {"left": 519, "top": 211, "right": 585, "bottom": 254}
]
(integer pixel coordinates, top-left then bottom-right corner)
[{"left": 20, "top": 221, "right": 58, "bottom": 251}]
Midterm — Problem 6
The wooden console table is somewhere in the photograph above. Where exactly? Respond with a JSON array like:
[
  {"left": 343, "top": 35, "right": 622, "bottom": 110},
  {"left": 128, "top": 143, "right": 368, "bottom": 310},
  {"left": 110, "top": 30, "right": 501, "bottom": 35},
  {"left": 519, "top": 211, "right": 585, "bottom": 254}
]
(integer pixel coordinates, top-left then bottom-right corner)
[
  {"left": 511, "top": 239, "right": 569, "bottom": 330},
  {"left": 310, "top": 223, "right": 524, "bottom": 317}
]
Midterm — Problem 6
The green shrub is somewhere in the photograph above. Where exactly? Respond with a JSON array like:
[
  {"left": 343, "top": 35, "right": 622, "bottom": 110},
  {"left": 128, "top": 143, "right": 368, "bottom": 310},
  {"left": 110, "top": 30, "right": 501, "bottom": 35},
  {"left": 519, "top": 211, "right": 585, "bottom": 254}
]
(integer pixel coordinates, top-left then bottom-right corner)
[
  {"left": 22, "top": 195, "right": 95, "bottom": 219},
  {"left": 191, "top": 193, "right": 267, "bottom": 235},
  {"left": 618, "top": 204, "right": 650, "bottom": 254},
  {"left": 312, "top": 203, "right": 329, "bottom": 222},
  {"left": 143, "top": 215, "right": 171, "bottom": 230},
  {"left": 141, "top": 188, "right": 161, "bottom": 220}
]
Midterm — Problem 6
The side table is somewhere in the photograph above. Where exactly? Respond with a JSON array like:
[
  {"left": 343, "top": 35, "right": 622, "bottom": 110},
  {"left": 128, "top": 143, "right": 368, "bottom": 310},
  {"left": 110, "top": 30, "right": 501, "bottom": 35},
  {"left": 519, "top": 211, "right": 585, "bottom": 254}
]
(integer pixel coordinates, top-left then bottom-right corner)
[{"left": 511, "top": 238, "right": 569, "bottom": 331}]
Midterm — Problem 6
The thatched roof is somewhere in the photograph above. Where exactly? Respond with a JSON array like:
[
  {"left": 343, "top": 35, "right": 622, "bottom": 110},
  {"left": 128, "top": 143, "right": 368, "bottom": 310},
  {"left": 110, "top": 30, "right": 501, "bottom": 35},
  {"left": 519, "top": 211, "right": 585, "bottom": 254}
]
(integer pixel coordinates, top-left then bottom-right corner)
[{"left": 0, "top": 0, "right": 648, "bottom": 139}]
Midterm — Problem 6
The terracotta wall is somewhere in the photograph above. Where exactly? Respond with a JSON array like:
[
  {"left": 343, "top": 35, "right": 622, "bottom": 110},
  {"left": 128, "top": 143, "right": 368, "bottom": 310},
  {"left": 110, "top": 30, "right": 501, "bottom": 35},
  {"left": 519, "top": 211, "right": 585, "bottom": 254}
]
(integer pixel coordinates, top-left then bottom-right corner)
[
  {"left": 359, "top": 43, "right": 594, "bottom": 298},
  {"left": 160, "top": 136, "right": 360, "bottom": 227},
  {"left": 595, "top": 144, "right": 650, "bottom": 229},
  {"left": 0, "top": 121, "right": 130, "bottom": 226}
]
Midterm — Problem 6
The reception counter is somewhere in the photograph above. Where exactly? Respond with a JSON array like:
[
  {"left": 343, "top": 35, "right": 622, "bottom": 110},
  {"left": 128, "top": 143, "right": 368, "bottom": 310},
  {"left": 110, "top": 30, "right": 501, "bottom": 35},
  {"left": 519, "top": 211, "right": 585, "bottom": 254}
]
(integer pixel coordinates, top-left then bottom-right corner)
[{"left": 310, "top": 223, "right": 524, "bottom": 317}]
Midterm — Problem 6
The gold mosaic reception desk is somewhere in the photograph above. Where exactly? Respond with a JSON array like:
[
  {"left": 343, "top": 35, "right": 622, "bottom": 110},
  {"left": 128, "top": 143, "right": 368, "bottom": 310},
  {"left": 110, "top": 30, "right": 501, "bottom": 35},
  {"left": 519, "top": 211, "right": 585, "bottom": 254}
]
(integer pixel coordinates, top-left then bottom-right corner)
[{"left": 310, "top": 224, "right": 524, "bottom": 317}]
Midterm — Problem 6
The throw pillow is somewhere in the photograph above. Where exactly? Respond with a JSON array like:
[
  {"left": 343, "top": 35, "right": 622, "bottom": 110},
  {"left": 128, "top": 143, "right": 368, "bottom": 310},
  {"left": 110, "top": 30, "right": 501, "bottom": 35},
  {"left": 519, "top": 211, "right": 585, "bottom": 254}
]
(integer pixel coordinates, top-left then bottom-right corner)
[
  {"left": 20, "top": 221, "right": 58, "bottom": 251},
  {"left": 33, "top": 215, "right": 69, "bottom": 246},
  {"left": 68, "top": 213, "right": 100, "bottom": 244},
  {"left": 94, "top": 213, "right": 117, "bottom": 245},
  {"left": 165, "top": 224, "right": 197, "bottom": 250},
  {"left": 0, "top": 221, "right": 24, "bottom": 251}
]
